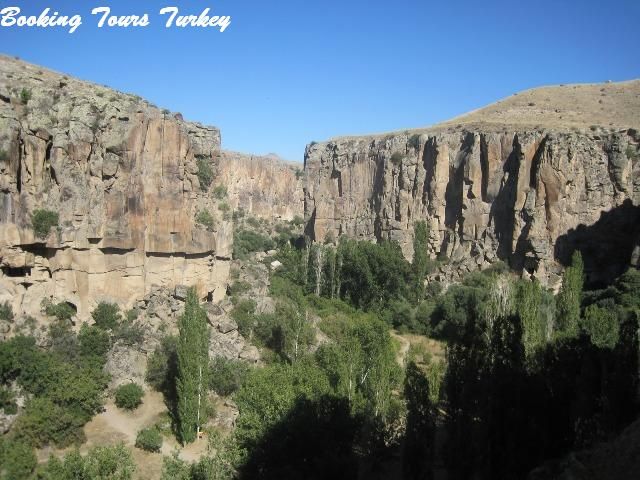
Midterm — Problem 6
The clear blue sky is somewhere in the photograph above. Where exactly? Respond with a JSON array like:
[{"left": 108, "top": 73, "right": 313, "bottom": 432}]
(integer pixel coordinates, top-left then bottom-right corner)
[{"left": 1, "top": 0, "right": 639, "bottom": 161}]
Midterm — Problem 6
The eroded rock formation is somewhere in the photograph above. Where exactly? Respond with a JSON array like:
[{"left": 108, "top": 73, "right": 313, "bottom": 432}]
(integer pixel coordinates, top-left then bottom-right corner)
[
  {"left": 305, "top": 81, "right": 640, "bottom": 288},
  {"left": 217, "top": 151, "right": 303, "bottom": 221},
  {"left": 0, "top": 56, "right": 232, "bottom": 319}
]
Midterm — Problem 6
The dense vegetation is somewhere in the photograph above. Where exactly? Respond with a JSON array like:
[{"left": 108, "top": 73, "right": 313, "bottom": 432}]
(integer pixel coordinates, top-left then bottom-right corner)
[{"left": 31, "top": 209, "right": 59, "bottom": 238}]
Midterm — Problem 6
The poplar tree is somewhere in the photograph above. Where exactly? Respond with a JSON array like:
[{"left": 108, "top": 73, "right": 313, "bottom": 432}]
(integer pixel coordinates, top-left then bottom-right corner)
[
  {"left": 556, "top": 251, "right": 584, "bottom": 338},
  {"left": 411, "top": 221, "right": 430, "bottom": 301},
  {"left": 176, "top": 288, "right": 210, "bottom": 444}
]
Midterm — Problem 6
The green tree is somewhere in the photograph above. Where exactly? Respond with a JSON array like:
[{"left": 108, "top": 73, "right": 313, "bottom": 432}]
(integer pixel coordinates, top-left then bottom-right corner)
[
  {"left": 514, "top": 279, "right": 545, "bottom": 360},
  {"left": 114, "top": 383, "right": 144, "bottom": 410},
  {"left": 582, "top": 304, "right": 619, "bottom": 349},
  {"left": 92, "top": 302, "right": 121, "bottom": 330},
  {"left": 135, "top": 427, "right": 163, "bottom": 452},
  {"left": 31, "top": 209, "right": 59, "bottom": 238},
  {"left": 411, "top": 221, "right": 431, "bottom": 301},
  {"left": 0, "top": 438, "right": 37, "bottom": 480},
  {"left": 556, "top": 251, "right": 584, "bottom": 338},
  {"left": 176, "top": 289, "right": 210, "bottom": 444}
]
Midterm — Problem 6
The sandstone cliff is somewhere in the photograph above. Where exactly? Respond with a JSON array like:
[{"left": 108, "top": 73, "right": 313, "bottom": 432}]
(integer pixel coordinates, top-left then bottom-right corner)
[
  {"left": 217, "top": 151, "right": 303, "bottom": 221},
  {"left": 304, "top": 81, "right": 640, "bottom": 288},
  {"left": 0, "top": 56, "right": 232, "bottom": 319}
]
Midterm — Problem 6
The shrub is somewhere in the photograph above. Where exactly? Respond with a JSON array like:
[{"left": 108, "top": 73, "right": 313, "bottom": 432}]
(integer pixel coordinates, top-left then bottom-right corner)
[
  {"left": 231, "top": 299, "right": 257, "bottom": 338},
  {"left": 195, "top": 209, "right": 215, "bottom": 231},
  {"left": 135, "top": 427, "right": 163, "bottom": 452},
  {"left": 390, "top": 152, "right": 405, "bottom": 165},
  {"left": 228, "top": 280, "right": 251, "bottom": 296},
  {"left": 32, "top": 208, "right": 59, "bottom": 238},
  {"left": 92, "top": 302, "right": 121, "bottom": 330},
  {"left": 213, "top": 185, "right": 227, "bottom": 199},
  {"left": 114, "top": 382, "right": 144, "bottom": 410},
  {"left": 40, "top": 443, "right": 135, "bottom": 479},
  {"left": 126, "top": 307, "right": 139, "bottom": 322},
  {"left": 113, "top": 320, "right": 144, "bottom": 346},
  {"left": 43, "top": 300, "right": 76, "bottom": 321},
  {"left": 0, "top": 385, "right": 17, "bottom": 414},
  {"left": 14, "top": 396, "right": 87, "bottom": 447},
  {"left": 196, "top": 157, "right": 214, "bottom": 191},
  {"left": 0, "top": 149, "right": 8, "bottom": 161},
  {"left": 0, "top": 301, "right": 13, "bottom": 321},
  {"left": 233, "top": 230, "right": 276, "bottom": 260},
  {"left": 290, "top": 215, "right": 304, "bottom": 227},
  {"left": 209, "top": 357, "right": 250, "bottom": 396},
  {"left": 626, "top": 145, "right": 638, "bottom": 160},
  {"left": 20, "top": 88, "right": 32, "bottom": 105},
  {"left": 218, "top": 202, "right": 230, "bottom": 212},
  {"left": 145, "top": 336, "right": 178, "bottom": 393},
  {"left": 0, "top": 438, "right": 37, "bottom": 479}
]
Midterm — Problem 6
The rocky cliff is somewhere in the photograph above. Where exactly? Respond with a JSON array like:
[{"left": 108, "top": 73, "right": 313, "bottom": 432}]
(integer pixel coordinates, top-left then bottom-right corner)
[
  {"left": 217, "top": 151, "right": 303, "bottom": 221},
  {"left": 304, "top": 81, "right": 640, "bottom": 288},
  {"left": 0, "top": 56, "right": 232, "bottom": 319}
]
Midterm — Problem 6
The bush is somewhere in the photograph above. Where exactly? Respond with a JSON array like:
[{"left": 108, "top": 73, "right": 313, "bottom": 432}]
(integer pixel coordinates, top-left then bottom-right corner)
[
  {"left": 196, "top": 157, "right": 214, "bottom": 191},
  {"left": 233, "top": 230, "right": 276, "bottom": 260},
  {"left": 43, "top": 300, "right": 76, "bottom": 321},
  {"left": 218, "top": 202, "right": 230, "bottom": 212},
  {"left": 0, "top": 301, "right": 13, "bottom": 321},
  {"left": 113, "top": 320, "right": 144, "bottom": 346},
  {"left": 0, "top": 385, "right": 17, "bottom": 414},
  {"left": 32, "top": 208, "right": 59, "bottom": 238},
  {"left": 0, "top": 149, "right": 8, "bottom": 162},
  {"left": 209, "top": 357, "right": 250, "bottom": 396},
  {"left": 114, "top": 383, "right": 144, "bottom": 410},
  {"left": 146, "top": 336, "right": 178, "bottom": 393},
  {"left": 390, "top": 152, "right": 405, "bottom": 165},
  {"left": 40, "top": 443, "right": 135, "bottom": 479},
  {"left": 213, "top": 185, "right": 227, "bottom": 199},
  {"left": 14, "top": 396, "right": 87, "bottom": 447},
  {"left": 0, "top": 438, "right": 37, "bottom": 479},
  {"left": 135, "top": 427, "right": 163, "bottom": 452},
  {"left": 126, "top": 307, "right": 139, "bottom": 322},
  {"left": 195, "top": 209, "right": 215, "bottom": 231},
  {"left": 92, "top": 302, "right": 121, "bottom": 330},
  {"left": 231, "top": 299, "right": 257, "bottom": 338},
  {"left": 20, "top": 88, "right": 32, "bottom": 105}
]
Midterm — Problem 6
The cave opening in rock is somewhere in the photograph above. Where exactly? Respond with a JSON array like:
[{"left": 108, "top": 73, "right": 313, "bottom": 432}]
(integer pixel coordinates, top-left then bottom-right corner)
[{"left": 2, "top": 265, "right": 32, "bottom": 277}]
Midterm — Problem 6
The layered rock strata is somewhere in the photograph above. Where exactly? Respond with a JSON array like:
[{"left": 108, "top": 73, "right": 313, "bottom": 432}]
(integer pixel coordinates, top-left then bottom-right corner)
[
  {"left": 217, "top": 151, "right": 303, "bottom": 221},
  {"left": 304, "top": 81, "right": 640, "bottom": 287},
  {"left": 0, "top": 56, "right": 231, "bottom": 319}
]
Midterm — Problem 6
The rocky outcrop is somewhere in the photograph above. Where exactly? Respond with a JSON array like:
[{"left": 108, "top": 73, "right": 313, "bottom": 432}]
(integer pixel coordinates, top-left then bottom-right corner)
[
  {"left": 0, "top": 56, "right": 232, "bottom": 319},
  {"left": 305, "top": 81, "right": 640, "bottom": 288},
  {"left": 217, "top": 151, "right": 303, "bottom": 221}
]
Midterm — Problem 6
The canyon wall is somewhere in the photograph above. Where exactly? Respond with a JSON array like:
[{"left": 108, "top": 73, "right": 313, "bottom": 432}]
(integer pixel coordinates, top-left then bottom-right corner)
[
  {"left": 305, "top": 95, "right": 640, "bottom": 288},
  {"left": 217, "top": 151, "right": 303, "bottom": 221},
  {"left": 0, "top": 56, "right": 232, "bottom": 319}
]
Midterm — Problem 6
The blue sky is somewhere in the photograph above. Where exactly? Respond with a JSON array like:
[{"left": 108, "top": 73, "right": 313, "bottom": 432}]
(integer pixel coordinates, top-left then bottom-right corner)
[{"left": 1, "top": 0, "right": 639, "bottom": 161}]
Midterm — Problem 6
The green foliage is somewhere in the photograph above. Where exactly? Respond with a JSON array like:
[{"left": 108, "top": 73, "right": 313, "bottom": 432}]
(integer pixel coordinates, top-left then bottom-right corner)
[
  {"left": 234, "top": 360, "right": 331, "bottom": 448},
  {"left": 196, "top": 157, "right": 214, "bottom": 191},
  {"left": 212, "top": 185, "right": 228, "bottom": 199},
  {"left": 230, "top": 298, "right": 257, "bottom": 339},
  {"left": 195, "top": 209, "right": 215, "bottom": 231},
  {"left": 209, "top": 356, "right": 250, "bottom": 396},
  {"left": 176, "top": 289, "right": 210, "bottom": 444},
  {"left": 556, "top": 251, "right": 584, "bottom": 338},
  {"left": 410, "top": 221, "right": 432, "bottom": 301},
  {"left": 114, "top": 383, "right": 144, "bottom": 410},
  {"left": 125, "top": 307, "right": 139, "bottom": 323},
  {"left": 78, "top": 324, "right": 111, "bottom": 365},
  {"left": 20, "top": 87, "right": 32, "bottom": 104},
  {"left": 0, "top": 385, "right": 17, "bottom": 414},
  {"left": 146, "top": 335, "right": 178, "bottom": 393},
  {"left": 92, "top": 302, "right": 121, "bottom": 330},
  {"left": 390, "top": 151, "right": 405, "bottom": 165},
  {"left": 625, "top": 144, "right": 638, "bottom": 160},
  {"left": 0, "top": 149, "right": 8, "bottom": 162},
  {"left": 32, "top": 208, "right": 59, "bottom": 238},
  {"left": 582, "top": 304, "right": 619, "bottom": 349},
  {"left": 290, "top": 215, "right": 304, "bottom": 226},
  {"left": 161, "top": 453, "right": 191, "bottom": 480},
  {"left": 233, "top": 229, "right": 276, "bottom": 260},
  {"left": 135, "top": 427, "right": 163, "bottom": 452},
  {"left": 14, "top": 396, "right": 87, "bottom": 447},
  {"left": 39, "top": 443, "right": 135, "bottom": 480},
  {"left": 514, "top": 279, "right": 546, "bottom": 359},
  {"left": 0, "top": 438, "right": 37, "bottom": 479},
  {"left": 0, "top": 301, "right": 13, "bottom": 321},
  {"left": 228, "top": 280, "right": 251, "bottom": 296},
  {"left": 43, "top": 300, "right": 76, "bottom": 321}
]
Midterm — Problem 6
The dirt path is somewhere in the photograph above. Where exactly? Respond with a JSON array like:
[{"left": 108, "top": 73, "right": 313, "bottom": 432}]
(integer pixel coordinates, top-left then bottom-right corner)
[
  {"left": 391, "top": 331, "right": 411, "bottom": 367},
  {"left": 37, "top": 390, "right": 210, "bottom": 479}
]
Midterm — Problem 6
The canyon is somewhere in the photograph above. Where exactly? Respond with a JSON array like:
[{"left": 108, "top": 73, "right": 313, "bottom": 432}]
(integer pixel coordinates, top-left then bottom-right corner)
[{"left": 304, "top": 81, "right": 640, "bottom": 289}]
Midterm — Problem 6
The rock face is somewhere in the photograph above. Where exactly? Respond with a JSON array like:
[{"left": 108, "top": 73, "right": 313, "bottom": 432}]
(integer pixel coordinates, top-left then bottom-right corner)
[
  {"left": 0, "top": 56, "right": 232, "bottom": 319},
  {"left": 304, "top": 81, "right": 640, "bottom": 288},
  {"left": 217, "top": 151, "right": 303, "bottom": 221}
]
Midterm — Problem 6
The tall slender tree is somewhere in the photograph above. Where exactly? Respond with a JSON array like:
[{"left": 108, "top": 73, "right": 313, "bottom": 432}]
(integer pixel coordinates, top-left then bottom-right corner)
[
  {"left": 411, "top": 221, "right": 430, "bottom": 301},
  {"left": 176, "top": 288, "right": 210, "bottom": 444},
  {"left": 556, "top": 251, "right": 584, "bottom": 338}
]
